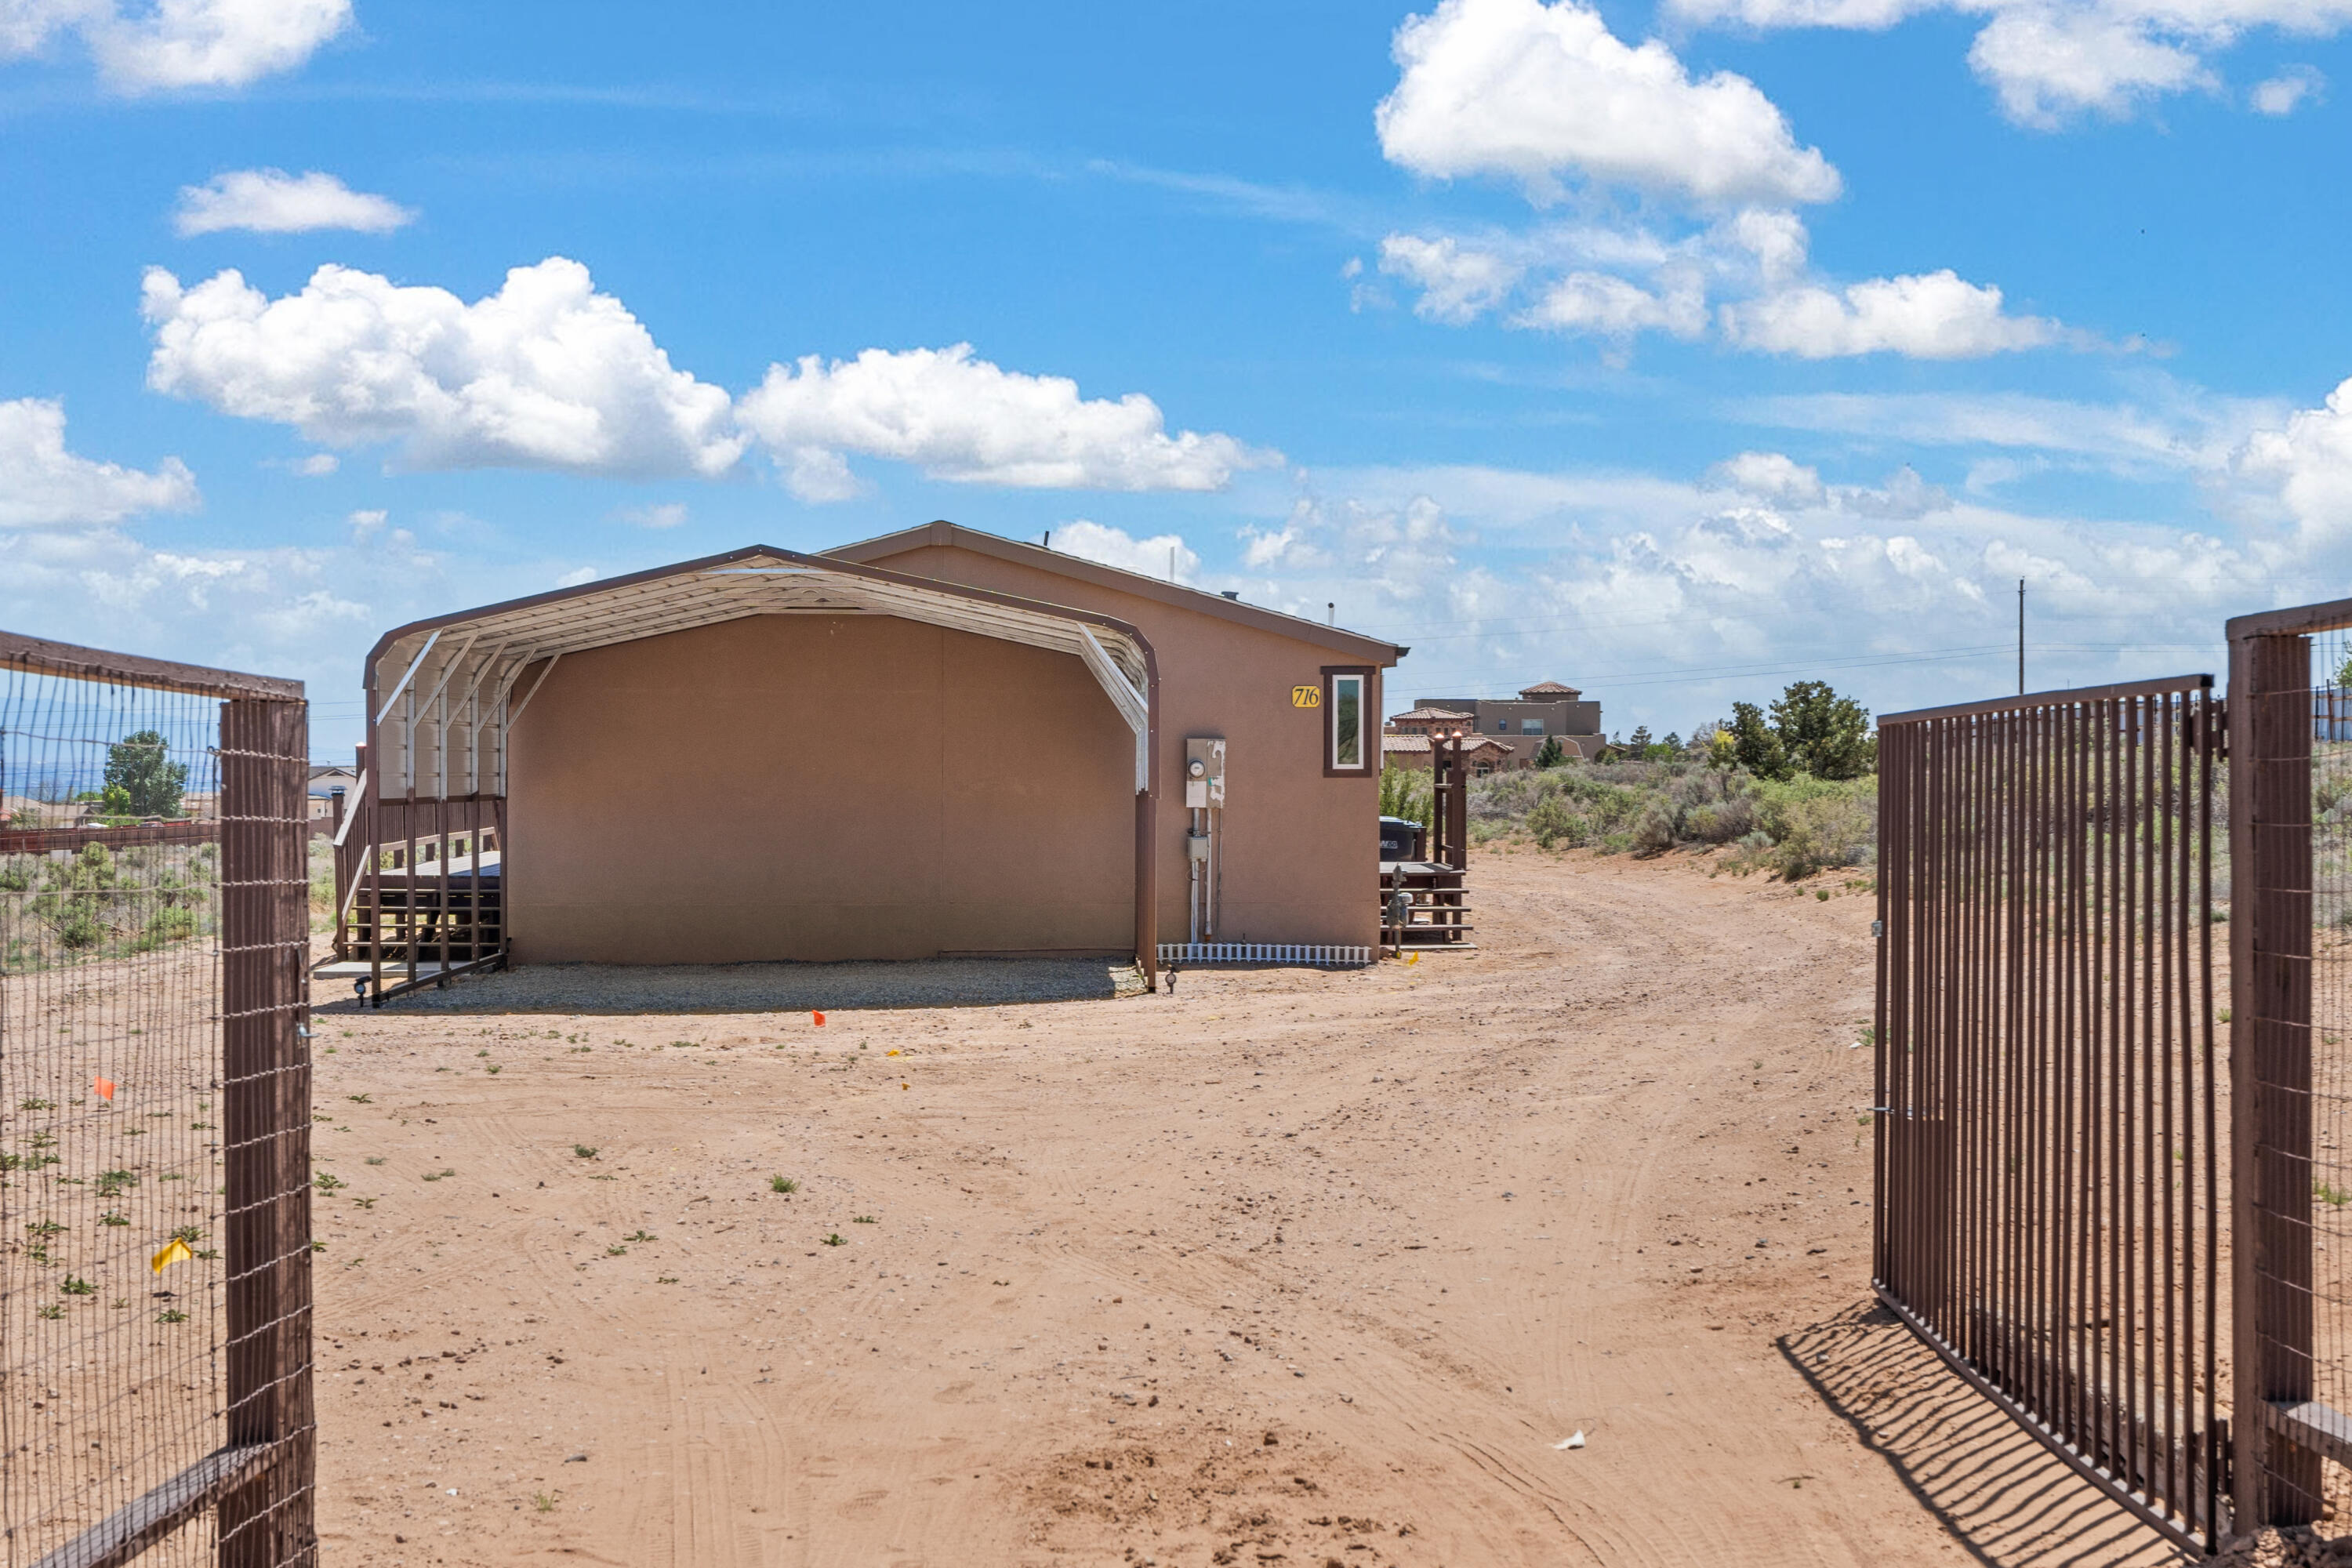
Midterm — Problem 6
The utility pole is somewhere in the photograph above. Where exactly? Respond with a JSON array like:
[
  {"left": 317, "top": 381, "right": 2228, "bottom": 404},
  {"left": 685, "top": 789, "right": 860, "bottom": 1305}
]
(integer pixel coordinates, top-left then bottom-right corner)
[{"left": 2017, "top": 579, "right": 2025, "bottom": 695}]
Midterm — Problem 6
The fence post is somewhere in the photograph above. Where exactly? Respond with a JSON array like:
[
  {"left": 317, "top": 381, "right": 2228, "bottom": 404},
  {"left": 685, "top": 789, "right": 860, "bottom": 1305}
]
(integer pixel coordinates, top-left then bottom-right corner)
[
  {"left": 218, "top": 695, "right": 316, "bottom": 1567},
  {"left": 2231, "top": 631, "right": 2318, "bottom": 1528}
]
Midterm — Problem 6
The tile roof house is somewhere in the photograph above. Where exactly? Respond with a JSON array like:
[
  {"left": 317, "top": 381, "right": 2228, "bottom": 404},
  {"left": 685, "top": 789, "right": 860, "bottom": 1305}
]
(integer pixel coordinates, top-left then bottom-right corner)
[{"left": 1403, "top": 679, "right": 1603, "bottom": 769}]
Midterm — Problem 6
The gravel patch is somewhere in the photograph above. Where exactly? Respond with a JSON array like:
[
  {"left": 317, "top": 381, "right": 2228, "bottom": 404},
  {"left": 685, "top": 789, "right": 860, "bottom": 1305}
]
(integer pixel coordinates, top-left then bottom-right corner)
[{"left": 315, "top": 956, "right": 1148, "bottom": 1014}]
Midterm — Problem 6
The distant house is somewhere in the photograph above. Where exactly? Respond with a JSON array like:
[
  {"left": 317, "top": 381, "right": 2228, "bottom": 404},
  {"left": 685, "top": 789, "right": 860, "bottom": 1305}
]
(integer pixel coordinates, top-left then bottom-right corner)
[
  {"left": 1401, "top": 681, "right": 1604, "bottom": 769},
  {"left": 309, "top": 763, "right": 360, "bottom": 822},
  {"left": 1384, "top": 705, "right": 1475, "bottom": 738},
  {"left": 1380, "top": 732, "right": 1515, "bottom": 776}
]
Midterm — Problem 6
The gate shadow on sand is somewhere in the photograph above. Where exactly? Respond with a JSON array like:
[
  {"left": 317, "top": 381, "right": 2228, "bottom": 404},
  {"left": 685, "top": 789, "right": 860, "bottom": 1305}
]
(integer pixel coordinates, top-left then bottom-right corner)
[
  {"left": 310, "top": 956, "right": 1149, "bottom": 1014},
  {"left": 1781, "top": 1301, "right": 2192, "bottom": 1568}
]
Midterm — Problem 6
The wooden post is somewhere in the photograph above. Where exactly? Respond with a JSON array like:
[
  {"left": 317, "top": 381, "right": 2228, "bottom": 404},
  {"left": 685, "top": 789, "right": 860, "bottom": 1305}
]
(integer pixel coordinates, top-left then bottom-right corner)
[
  {"left": 218, "top": 695, "right": 316, "bottom": 1566},
  {"left": 2233, "top": 631, "right": 2319, "bottom": 1526}
]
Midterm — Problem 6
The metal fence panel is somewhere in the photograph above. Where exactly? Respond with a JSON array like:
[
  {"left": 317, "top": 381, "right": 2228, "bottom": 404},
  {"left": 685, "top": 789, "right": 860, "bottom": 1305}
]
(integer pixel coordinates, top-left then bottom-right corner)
[
  {"left": 1876, "top": 677, "right": 2223, "bottom": 1554},
  {"left": 0, "top": 634, "right": 311, "bottom": 1568}
]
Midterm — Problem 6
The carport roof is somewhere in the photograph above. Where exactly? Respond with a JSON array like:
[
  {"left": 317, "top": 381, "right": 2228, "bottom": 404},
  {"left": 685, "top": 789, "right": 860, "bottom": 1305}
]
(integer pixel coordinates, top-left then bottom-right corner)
[{"left": 361, "top": 543, "right": 1156, "bottom": 803}]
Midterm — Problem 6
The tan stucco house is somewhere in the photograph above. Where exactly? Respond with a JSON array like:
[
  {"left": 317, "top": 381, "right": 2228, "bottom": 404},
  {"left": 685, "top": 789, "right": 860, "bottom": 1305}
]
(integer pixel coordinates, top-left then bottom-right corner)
[{"left": 347, "top": 524, "right": 1405, "bottom": 988}]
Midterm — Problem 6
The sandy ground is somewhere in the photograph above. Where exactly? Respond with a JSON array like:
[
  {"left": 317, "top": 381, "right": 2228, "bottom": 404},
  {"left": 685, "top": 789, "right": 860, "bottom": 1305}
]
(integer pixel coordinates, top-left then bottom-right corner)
[{"left": 302, "top": 845, "right": 2190, "bottom": 1568}]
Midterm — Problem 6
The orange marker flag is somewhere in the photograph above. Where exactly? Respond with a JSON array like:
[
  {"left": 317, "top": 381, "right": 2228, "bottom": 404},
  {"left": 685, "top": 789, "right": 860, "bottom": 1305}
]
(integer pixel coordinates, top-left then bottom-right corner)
[
  {"left": 886, "top": 1049, "right": 900, "bottom": 1057},
  {"left": 151, "top": 1237, "right": 192, "bottom": 1274},
  {"left": 812, "top": 1011, "right": 826, "bottom": 1026},
  {"left": 93, "top": 1076, "right": 116, "bottom": 1102}
]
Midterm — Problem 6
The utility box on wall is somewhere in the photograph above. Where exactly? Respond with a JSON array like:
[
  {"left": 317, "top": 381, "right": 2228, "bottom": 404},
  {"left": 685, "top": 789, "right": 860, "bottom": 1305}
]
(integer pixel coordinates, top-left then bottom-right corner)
[{"left": 1185, "top": 736, "right": 1226, "bottom": 808}]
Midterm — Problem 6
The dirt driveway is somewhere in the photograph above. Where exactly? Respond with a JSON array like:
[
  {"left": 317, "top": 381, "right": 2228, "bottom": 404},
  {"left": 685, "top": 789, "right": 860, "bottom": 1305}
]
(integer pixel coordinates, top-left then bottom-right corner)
[{"left": 307, "top": 846, "right": 2187, "bottom": 1567}]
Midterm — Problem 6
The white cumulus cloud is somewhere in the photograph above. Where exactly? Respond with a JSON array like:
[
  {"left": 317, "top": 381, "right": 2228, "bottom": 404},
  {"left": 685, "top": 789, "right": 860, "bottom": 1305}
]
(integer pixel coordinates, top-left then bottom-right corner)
[
  {"left": 735, "top": 344, "right": 1277, "bottom": 500},
  {"left": 1966, "top": 7, "right": 2209, "bottom": 125},
  {"left": 1377, "top": 234, "right": 1523, "bottom": 324},
  {"left": 174, "top": 169, "right": 414, "bottom": 236},
  {"left": 141, "top": 257, "right": 746, "bottom": 479},
  {"left": 1050, "top": 520, "right": 1200, "bottom": 583},
  {"left": 2238, "top": 376, "right": 2352, "bottom": 546},
  {"left": 1376, "top": 0, "right": 1842, "bottom": 205},
  {"left": 1720, "top": 270, "right": 2061, "bottom": 358},
  {"left": 0, "top": 397, "right": 198, "bottom": 526},
  {"left": 1667, "top": 0, "right": 2349, "bottom": 128},
  {"left": 1, "top": 0, "right": 349, "bottom": 91},
  {"left": 1520, "top": 270, "right": 1708, "bottom": 340},
  {"left": 1711, "top": 450, "right": 1827, "bottom": 506},
  {"left": 2253, "top": 64, "right": 2325, "bottom": 114}
]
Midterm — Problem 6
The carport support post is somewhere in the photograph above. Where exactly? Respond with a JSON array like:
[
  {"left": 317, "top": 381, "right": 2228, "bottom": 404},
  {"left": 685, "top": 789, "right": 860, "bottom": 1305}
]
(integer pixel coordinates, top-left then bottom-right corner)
[
  {"left": 2231, "top": 628, "right": 2319, "bottom": 1528},
  {"left": 1136, "top": 787, "right": 1157, "bottom": 989}
]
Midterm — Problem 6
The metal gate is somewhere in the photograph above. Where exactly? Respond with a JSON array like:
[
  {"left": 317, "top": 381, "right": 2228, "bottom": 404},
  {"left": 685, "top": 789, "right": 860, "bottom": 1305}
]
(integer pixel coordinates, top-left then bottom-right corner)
[{"left": 1875, "top": 675, "right": 2226, "bottom": 1552}]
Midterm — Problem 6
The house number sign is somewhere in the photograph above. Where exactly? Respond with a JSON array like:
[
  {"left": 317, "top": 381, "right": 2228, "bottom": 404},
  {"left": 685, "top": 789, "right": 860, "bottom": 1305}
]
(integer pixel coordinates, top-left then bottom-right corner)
[{"left": 1290, "top": 685, "right": 1321, "bottom": 708}]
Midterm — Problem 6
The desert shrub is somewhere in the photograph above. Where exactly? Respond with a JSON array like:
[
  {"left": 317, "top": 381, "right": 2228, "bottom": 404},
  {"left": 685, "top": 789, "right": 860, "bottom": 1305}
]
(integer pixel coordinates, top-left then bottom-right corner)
[
  {"left": 0, "top": 858, "right": 32, "bottom": 893},
  {"left": 1380, "top": 764, "right": 1435, "bottom": 837},
  {"left": 48, "top": 902, "right": 104, "bottom": 949},
  {"left": 1630, "top": 800, "right": 1679, "bottom": 855},
  {"left": 1684, "top": 795, "right": 1758, "bottom": 843},
  {"left": 1767, "top": 786, "right": 1877, "bottom": 880},
  {"left": 1526, "top": 794, "right": 1584, "bottom": 849},
  {"left": 140, "top": 906, "right": 198, "bottom": 949}
]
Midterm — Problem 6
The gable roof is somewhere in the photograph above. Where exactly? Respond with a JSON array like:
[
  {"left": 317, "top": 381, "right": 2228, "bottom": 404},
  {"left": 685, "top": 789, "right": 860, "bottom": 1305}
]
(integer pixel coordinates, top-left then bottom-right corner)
[{"left": 826, "top": 521, "right": 1406, "bottom": 666}]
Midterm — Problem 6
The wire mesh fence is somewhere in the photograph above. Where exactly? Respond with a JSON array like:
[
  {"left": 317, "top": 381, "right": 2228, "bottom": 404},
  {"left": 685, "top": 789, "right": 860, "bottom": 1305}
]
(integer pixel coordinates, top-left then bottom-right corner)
[{"left": 0, "top": 633, "right": 313, "bottom": 1568}]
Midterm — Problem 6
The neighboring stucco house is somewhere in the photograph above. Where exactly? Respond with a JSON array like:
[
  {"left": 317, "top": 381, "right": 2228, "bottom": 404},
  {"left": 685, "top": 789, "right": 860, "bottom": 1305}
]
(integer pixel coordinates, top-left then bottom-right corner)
[{"left": 1406, "top": 681, "right": 1605, "bottom": 768}]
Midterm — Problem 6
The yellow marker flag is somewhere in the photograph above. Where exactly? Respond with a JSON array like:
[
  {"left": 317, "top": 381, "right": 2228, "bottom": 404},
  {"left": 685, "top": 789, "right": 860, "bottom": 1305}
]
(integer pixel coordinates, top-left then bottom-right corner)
[
  {"left": 1405, "top": 953, "right": 1421, "bottom": 967},
  {"left": 151, "top": 1238, "right": 193, "bottom": 1274},
  {"left": 887, "top": 1049, "right": 901, "bottom": 1057}
]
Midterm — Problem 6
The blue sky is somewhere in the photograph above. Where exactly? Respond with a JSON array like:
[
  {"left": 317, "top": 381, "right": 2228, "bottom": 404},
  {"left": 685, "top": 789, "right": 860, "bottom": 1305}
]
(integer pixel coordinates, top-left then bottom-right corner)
[{"left": 5, "top": 0, "right": 2351, "bottom": 754}]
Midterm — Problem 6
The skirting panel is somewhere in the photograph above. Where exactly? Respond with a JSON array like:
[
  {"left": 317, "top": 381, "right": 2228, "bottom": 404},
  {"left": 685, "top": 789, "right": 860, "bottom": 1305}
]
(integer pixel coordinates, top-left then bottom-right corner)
[{"left": 1158, "top": 942, "right": 1371, "bottom": 968}]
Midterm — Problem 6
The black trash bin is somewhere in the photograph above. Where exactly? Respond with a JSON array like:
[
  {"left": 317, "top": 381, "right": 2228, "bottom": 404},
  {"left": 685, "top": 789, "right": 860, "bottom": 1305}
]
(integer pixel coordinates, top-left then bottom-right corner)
[{"left": 1378, "top": 815, "right": 1425, "bottom": 861}]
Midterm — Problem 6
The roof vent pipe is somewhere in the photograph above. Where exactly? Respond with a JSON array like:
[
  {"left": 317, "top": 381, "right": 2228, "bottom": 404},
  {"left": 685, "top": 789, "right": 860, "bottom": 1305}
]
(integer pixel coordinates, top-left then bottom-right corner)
[{"left": 1221, "top": 590, "right": 1240, "bottom": 601}]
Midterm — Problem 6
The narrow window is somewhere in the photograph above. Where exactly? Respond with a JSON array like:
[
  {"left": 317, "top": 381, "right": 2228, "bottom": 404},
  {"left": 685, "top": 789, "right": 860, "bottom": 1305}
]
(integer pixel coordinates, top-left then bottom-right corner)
[
  {"left": 1334, "top": 675, "right": 1363, "bottom": 767},
  {"left": 1323, "top": 666, "right": 1374, "bottom": 774}
]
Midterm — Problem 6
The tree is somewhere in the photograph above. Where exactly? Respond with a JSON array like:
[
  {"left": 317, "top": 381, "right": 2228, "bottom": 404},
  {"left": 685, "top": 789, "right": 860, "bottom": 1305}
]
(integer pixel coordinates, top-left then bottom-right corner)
[
  {"left": 104, "top": 730, "right": 187, "bottom": 819},
  {"left": 1534, "top": 735, "right": 1566, "bottom": 768},
  {"left": 1727, "top": 702, "right": 1791, "bottom": 780},
  {"left": 1626, "top": 724, "right": 1653, "bottom": 753},
  {"left": 1769, "top": 681, "right": 1875, "bottom": 780}
]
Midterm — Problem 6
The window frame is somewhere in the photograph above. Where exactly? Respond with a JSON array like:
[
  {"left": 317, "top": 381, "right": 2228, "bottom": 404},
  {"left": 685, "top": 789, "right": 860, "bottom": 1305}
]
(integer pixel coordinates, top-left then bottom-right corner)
[{"left": 1322, "top": 665, "right": 1377, "bottom": 777}]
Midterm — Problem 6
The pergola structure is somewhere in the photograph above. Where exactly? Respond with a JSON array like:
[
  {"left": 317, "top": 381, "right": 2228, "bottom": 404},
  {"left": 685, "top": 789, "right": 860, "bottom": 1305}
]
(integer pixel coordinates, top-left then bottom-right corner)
[{"left": 332, "top": 544, "right": 1160, "bottom": 1000}]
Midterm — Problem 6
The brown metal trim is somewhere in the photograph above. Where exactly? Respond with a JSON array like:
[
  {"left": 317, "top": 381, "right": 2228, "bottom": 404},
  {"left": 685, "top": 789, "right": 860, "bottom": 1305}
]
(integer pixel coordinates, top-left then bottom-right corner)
[
  {"left": 1880, "top": 673, "right": 2212, "bottom": 727},
  {"left": 2227, "top": 597, "right": 2352, "bottom": 639},
  {"left": 1321, "top": 665, "right": 1377, "bottom": 777},
  {"left": 826, "top": 521, "right": 1410, "bottom": 664},
  {"left": 0, "top": 628, "right": 304, "bottom": 700},
  {"left": 28, "top": 1442, "right": 276, "bottom": 1568}
]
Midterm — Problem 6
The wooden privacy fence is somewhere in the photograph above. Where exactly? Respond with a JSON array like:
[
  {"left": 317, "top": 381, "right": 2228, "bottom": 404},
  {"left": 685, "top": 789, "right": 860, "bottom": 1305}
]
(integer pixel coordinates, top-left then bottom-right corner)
[
  {"left": 1875, "top": 676, "right": 2227, "bottom": 1553},
  {"left": 0, "top": 631, "right": 314, "bottom": 1568}
]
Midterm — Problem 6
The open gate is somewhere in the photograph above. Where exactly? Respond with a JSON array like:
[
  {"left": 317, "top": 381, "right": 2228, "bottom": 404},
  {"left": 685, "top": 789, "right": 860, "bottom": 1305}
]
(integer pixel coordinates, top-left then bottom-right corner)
[{"left": 1875, "top": 675, "right": 2227, "bottom": 1553}]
